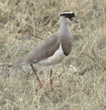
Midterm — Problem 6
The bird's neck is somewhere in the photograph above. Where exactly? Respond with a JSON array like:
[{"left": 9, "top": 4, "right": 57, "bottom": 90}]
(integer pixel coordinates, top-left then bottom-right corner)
[{"left": 59, "top": 23, "right": 71, "bottom": 33}]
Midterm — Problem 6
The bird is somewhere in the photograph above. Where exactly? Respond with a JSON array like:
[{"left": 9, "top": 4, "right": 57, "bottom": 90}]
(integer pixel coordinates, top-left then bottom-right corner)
[{"left": 9, "top": 11, "right": 78, "bottom": 92}]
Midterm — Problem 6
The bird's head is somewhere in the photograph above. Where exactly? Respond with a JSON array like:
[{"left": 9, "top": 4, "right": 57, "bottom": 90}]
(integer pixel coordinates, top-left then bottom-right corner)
[{"left": 60, "top": 11, "right": 78, "bottom": 25}]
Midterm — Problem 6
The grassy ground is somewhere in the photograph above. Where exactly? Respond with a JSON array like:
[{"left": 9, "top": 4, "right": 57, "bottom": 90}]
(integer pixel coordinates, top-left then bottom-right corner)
[{"left": 0, "top": 0, "right": 106, "bottom": 109}]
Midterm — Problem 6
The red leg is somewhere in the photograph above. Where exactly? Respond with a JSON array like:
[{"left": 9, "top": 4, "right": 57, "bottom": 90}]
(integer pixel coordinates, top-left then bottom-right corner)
[
  {"left": 50, "top": 69, "right": 54, "bottom": 92},
  {"left": 30, "top": 64, "right": 43, "bottom": 89}
]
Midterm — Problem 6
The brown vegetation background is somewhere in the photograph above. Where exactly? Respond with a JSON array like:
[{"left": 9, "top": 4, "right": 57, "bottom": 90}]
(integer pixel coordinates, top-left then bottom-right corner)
[{"left": 0, "top": 0, "right": 106, "bottom": 109}]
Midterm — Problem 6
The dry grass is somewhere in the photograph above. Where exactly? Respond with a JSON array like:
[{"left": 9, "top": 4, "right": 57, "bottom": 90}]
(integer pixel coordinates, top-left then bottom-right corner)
[{"left": 0, "top": 0, "right": 106, "bottom": 109}]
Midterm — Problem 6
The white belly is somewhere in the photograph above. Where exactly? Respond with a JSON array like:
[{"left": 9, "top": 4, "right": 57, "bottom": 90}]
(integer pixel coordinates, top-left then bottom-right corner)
[{"left": 36, "top": 43, "right": 66, "bottom": 66}]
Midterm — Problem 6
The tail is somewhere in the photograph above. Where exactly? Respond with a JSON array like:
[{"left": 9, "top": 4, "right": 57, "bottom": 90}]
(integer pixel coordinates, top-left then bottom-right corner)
[
  {"left": 8, "top": 56, "right": 28, "bottom": 67},
  {"left": 0, "top": 64, "right": 13, "bottom": 67}
]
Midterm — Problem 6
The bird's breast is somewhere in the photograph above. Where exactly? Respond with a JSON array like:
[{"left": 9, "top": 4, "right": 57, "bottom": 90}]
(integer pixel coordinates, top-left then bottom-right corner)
[{"left": 36, "top": 43, "right": 66, "bottom": 66}]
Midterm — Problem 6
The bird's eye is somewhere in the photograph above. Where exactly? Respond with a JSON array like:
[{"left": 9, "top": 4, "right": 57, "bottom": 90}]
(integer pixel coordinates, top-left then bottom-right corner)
[{"left": 69, "top": 17, "right": 73, "bottom": 21}]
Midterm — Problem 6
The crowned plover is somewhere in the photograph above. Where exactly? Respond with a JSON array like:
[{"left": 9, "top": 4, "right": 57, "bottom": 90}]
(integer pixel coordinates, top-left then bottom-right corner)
[{"left": 9, "top": 11, "right": 78, "bottom": 92}]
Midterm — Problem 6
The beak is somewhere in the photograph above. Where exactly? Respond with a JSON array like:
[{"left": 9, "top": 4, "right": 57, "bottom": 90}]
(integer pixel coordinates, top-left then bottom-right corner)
[{"left": 73, "top": 18, "right": 78, "bottom": 23}]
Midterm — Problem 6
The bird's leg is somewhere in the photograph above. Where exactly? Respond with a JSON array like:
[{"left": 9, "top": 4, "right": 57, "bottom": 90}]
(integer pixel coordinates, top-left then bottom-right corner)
[
  {"left": 30, "top": 64, "right": 43, "bottom": 89},
  {"left": 50, "top": 69, "right": 53, "bottom": 92}
]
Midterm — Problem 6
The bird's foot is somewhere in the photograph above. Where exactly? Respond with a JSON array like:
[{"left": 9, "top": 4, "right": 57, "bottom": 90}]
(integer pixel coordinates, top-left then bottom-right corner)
[
  {"left": 50, "top": 87, "right": 54, "bottom": 93},
  {"left": 39, "top": 84, "right": 43, "bottom": 90}
]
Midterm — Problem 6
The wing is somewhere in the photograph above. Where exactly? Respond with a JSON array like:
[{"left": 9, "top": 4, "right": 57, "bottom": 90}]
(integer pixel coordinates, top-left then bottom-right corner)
[{"left": 13, "top": 33, "right": 60, "bottom": 66}]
